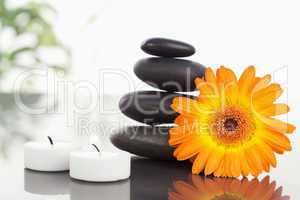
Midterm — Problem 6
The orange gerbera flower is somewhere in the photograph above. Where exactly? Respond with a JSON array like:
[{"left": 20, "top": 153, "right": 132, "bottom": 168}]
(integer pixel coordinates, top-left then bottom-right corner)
[
  {"left": 169, "top": 175, "right": 290, "bottom": 200},
  {"left": 169, "top": 66, "right": 296, "bottom": 177}
]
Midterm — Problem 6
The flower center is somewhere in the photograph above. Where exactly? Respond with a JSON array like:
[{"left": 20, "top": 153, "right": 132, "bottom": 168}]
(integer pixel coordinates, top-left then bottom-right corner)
[
  {"left": 224, "top": 118, "right": 238, "bottom": 132},
  {"left": 211, "top": 106, "right": 254, "bottom": 146}
]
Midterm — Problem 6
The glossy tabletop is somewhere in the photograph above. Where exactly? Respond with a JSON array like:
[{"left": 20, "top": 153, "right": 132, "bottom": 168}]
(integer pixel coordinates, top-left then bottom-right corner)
[
  {"left": 0, "top": 151, "right": 299, "bottom": 199},
  {"left": 0, "top": 94, "right": 299, "bottom": 199}
]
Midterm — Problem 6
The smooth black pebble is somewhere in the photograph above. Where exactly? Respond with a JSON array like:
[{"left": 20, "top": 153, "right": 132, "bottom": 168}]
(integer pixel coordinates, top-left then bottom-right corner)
[
  {"left": 119, "top": 91, "right": 193, "bottom": 125},
  {"left": 134, "top": 57, "right": 205, "bottom": 92},
  {"left": 141, "top": 37, "right": 195, "bottom": 57},
  {"left": 110, "top": 126, "right": 174, "bottom": 160}
]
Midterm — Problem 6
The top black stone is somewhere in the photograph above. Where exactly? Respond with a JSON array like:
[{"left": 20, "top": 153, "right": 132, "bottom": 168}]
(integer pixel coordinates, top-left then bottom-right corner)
[{"left": 141, "top": 38, "right": 195, "bottom": 58}]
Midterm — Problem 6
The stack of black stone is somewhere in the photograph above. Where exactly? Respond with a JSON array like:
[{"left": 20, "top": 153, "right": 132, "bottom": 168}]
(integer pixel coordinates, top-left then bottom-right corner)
[{"left": 111, "top": 38, "right": 206, "bottom": 160}]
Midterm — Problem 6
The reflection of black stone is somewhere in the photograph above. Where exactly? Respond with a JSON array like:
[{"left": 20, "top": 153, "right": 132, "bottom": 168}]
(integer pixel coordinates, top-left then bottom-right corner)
[
  {"left": 141, "top": 38, "right": 195, "bottom": 58},
  {"left": 131, "top": 157, "right": 191, "bottom": 200},
  {"left": 119, "top": 91, "right": 193, "bottom": 125},
  {"left": 110, "top": 126, "right": 174, "bottom": 160},
  {"left": 134, "top": 57, "right": 205, "bottom": 91},
  {"left": 70, "top": 179, "right": 130, "bottom": 200},
  {"left": 24, "top": 169, "right": 70, "bottom": 195}
]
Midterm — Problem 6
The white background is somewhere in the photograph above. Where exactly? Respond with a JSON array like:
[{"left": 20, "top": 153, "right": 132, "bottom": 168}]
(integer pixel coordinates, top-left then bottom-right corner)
[
  {"left": 50, "top": 0, "right": 300, "bottom": 93},
  {"left": 52, "top": 0, "right": 300, "bottom": 198},
  {"left": 1, "top": 0, "right": 300, "bottom": 199}
]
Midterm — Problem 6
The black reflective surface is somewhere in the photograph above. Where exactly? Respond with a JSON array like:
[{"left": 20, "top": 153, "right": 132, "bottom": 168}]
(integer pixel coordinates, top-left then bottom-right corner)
[{"left": 21, "top": 158, "right": 291, "bottom": 200}]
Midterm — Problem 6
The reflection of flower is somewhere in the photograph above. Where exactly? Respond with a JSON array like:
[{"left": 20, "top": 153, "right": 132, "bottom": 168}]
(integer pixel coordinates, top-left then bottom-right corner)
[
  {"left": 169, "top": 176, "right": 290, "bottom": 200},
  {"left": 169, "top": 66, "right": 295, "bottom": 177}
]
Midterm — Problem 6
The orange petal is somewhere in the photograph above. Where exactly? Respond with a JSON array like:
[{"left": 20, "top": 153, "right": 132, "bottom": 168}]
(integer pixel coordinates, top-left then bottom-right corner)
[
  {"left": 263, "top": 118, "right": 296, "bottom": 134},
  {"left": 169, "top": 124, "right": 204, "bottom": 140},
  {"left": 174, "top": 115, "right": 199, "bottom": 126},
  {"left": 204, "top": 147, "right": 224, "bottom": 175},
  {"left": 240, "top": 151, "right": 251, "bottom": 177},
  {"left": 204, "top": 67, "right": 216, "bottom": 83},
  {"left": 171, "top": 96, "right": 212, "bottom": 117},
  {"left": 169, "top": 128, "right": 194, "bottom": 146},
  {"left": 266, "top": 142, "right": 285, "bottom": 155},
  {"left": 254, "top": 83, "right": 282, "bottom": 98},
  {"left": 255, "top": 140, "right": 277, "bottom": 168},
  {"left": 259, "top": 130, "right": 292, "bottom": 151},
  {"left": 174, "top": 138, "right": 202, "bottom": 160},
  {"left": 213, "top": 159, "right": 225, "bottom": 177},
  {"left": 194, "top": 80, "right": 221, "bottom": 108},
  {"left": 259, "top": 152, "right": 271, "bottom": 172},
  {"left": 223, "top": 150, "right": 233, "bottom": 177},
  {"left": 245, "top": 146, "right": 263, "bottom": 176},
  {"left": 253, "top": 84, "right": 283, "bottom": 109},
  {"left": 230, "top": 150, "right": 241, "bottom": 177},
  {"left": 216, "top": 66, "right": 237, "bottom": 91},
  {"left": 238, "top": 66, "right": 256, "bottom": 96},
  {"left": 251, "top": 74, "right": 271, "bottom": 92},
  {"left": 259, "top": 104, "right": 290, "bottom": 116},
  {"left": 226, "top": 82, "right": 239, "bottom": 105},
  {"left": 192, "top": 146, "right": 212, "bottom": 174}
]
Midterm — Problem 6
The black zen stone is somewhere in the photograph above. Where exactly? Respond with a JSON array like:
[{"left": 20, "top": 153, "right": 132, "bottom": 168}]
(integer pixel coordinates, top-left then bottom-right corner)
[
  {"left": 119, "top": 91, "right": 194, "bottom": 125},
  {"left": 141, "top": 38, "right": 195, "bottom": 57},
  {"left": 110, "top": 126, "right": 174, "bottom": 160},
  {"left": 134, "top": 57, "right": 205, "bottom": 92}
]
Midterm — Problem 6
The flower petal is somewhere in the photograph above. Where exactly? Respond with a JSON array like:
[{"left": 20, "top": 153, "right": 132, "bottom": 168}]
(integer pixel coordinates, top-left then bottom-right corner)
[
  {"left": 255, "top": 140, "right": 277, "bottom": 168},
  {"left": 230, "top": 150, "right": 241, "bottom": 177},
  {"left": 251, "top": 74, "right": 271, "bottom": 92},
  {"left": 192, "top": 146, "right": 212, "bottom": 174},
  {"left": 204, "top": 147, "right": 225, "bottom": 175},
  {"left": 240, "top": 151, "right": 251, "bottom": 176},
  {"left": 204, "top": 67, "right": 216, "bottom": 83},
  {"left": 216, "top": 66, "right": 237, "bottom": 90},
  {"left": 253, "top": 84, "right": 283, "bottom": 109},
  {"left": 262, "top": 118, "right": 296, "bottom": 134},
  {"left": 245, "top": 146, "right": 263, "bottom": 176},
  {"left": 171, "top": 97, "right": 213, "bottom": 117},
  {"left": 174, "top": 138, "right": 203, "bottom": 160},
  {"left": 258, "top": 129, "right": 292, "bottom": 151},
  {"left": 259, "top": 104, "right": 290, "bottom": 116},
  {"left": 238, "top": 66, "right": 256, "bottom": 96}
]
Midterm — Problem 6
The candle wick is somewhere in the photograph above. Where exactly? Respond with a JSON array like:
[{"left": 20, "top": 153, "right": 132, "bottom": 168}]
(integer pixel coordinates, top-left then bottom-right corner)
[
  {"left": 92, "top": 144, "right": 100, "bottom": 152},
  {"left": 47, "top": 136, "right": 54, "bottom": 146}
]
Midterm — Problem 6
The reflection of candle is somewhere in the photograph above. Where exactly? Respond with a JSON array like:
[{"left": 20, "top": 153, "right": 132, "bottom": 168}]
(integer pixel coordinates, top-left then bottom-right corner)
[
  {"left": 24, "top": 169, "right": 70, "bottom": 195},
  {"left": 70, "top": 144, "right": 131, "bottom": 182},
  {"left": 24, "top": 137, "right": 77, "bottom": 172},
  {"left": 70, "top": 179, "right": 130, "bottom": 200}
]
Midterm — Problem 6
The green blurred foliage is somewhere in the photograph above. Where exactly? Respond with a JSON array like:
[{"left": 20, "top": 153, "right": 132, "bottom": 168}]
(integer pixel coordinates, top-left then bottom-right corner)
[
  {"left": 0, "top": 0, "right": 70, "bottom": 77},
  {"left": 0, "top": 0, "right": 70, "bottom": 157}
]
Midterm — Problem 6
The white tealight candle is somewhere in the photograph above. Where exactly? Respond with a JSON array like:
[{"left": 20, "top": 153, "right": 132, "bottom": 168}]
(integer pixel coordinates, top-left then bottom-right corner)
[
  {"left": 24, "top": 137, "right": 76, "bottom": 172},
  {"left": 70, "top": 145, "right": 131, "bottom": 182}
]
